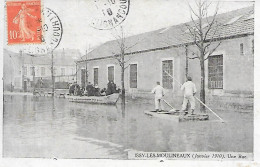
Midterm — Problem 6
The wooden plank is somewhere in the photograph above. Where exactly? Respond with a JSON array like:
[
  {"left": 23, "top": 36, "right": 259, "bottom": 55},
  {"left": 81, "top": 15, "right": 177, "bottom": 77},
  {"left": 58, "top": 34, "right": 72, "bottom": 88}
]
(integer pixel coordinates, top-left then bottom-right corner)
[{"left": 144, "top": 110, "right": 209, "bottom": 122}]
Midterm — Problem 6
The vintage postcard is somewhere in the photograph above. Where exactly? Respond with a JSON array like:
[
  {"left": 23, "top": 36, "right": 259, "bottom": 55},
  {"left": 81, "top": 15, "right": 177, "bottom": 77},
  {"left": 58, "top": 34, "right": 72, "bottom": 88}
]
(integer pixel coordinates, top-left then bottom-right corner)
[{"left": 1, "top": 0, "right": 259, "bottom": 166}]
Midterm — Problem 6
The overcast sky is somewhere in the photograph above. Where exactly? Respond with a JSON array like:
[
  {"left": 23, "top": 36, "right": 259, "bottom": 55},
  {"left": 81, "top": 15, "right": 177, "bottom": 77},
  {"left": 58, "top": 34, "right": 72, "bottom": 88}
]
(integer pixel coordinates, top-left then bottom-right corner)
[{"left": 5, "top": 0, "right": 255, "bottom": 54}]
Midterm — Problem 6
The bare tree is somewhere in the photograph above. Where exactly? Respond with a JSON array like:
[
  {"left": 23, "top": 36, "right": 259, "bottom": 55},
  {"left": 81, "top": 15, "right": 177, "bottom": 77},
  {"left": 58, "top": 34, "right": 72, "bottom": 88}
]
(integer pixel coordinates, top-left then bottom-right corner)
[
  {"left": 185, "top": 0, "right": 221, "bottom": 112},
  {"left": 111, "top": 26, "right": 142, "bottom": 105}
]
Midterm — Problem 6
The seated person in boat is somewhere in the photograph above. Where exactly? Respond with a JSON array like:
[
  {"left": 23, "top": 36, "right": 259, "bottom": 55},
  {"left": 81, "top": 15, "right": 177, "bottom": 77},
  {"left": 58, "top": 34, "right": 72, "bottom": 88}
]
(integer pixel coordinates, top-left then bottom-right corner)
[
  {"left": 94, "top": 84, "right": 101, "bottom": 96},
  {"left": 83, "top": 87, "right": 88, "bottom": 96},
  {"left": 106, "top": 80, "right": 117, "bottom": 95},
  {"left": 100, "top": 88, "right": 106, "bottom": 96},
  {"left": 116, "top": 86, "right": 121, "bottom": 93},
  {"left": 69, "top": 82, "right": 76, "bottom": 96},
  {"left": 86, "top": 82, "right": 95, "bottom": 96},
  {"left": 74, "top": 84, "right": 81, "bottom": 96}
]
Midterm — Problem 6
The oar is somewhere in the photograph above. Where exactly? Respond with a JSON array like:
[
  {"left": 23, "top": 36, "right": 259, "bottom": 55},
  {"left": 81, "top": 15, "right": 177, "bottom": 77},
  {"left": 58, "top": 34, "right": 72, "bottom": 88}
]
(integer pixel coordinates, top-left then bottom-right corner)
[
  {"left": 163, "top": 70, "right": 225, "bottom": 123},
  {"left": 161, "top": 99, "right": 178, "bottom": 112}
]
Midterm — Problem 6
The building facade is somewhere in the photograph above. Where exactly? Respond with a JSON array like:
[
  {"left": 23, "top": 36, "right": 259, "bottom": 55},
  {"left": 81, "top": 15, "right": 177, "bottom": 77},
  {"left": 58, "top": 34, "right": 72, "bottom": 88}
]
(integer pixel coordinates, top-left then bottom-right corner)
[
  {"left": 4, "top": 49, "right": 81, "bottom": 91},
  {"left": 77, "top": 6, "right": 254, "bottom": 111}
]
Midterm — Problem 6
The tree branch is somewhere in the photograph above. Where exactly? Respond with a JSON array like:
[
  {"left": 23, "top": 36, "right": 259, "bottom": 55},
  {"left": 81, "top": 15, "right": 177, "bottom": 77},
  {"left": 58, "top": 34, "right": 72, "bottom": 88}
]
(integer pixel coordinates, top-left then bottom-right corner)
[{"left": 204, "top": 41, "right": 221, "bottom": 61}]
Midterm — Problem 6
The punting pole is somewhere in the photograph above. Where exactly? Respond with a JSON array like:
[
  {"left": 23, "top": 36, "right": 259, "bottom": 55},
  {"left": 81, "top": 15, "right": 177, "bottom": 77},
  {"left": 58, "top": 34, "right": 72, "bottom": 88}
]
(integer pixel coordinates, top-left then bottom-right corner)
[
  {"left": 163, "top": 71, "right": 225, "bottom": 123},
  {"left": 161, "top": 99, "right": 177, "bottom": 112}
]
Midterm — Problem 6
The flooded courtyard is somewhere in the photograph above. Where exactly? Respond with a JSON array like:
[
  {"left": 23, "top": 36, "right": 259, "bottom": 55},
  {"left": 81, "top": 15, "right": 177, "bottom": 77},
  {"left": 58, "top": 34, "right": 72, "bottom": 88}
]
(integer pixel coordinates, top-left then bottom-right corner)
[{"left": 3, "top": 94, "right": 253, "bottom": 159}]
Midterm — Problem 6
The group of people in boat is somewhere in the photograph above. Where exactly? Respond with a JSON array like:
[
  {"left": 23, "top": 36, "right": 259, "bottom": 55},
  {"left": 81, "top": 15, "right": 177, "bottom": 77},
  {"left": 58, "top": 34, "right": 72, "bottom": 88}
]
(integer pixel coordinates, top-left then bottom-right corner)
[
  {"left": 152, "top": 76, "right": 196, "bottom": 115},
  {"left": 69, "top": 80, "right": 120, "bottom": 96}
]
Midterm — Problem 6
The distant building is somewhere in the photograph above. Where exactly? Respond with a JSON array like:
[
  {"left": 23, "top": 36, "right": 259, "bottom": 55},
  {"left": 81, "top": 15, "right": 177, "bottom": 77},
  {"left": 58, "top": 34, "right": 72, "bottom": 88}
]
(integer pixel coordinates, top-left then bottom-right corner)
[
  {"left": 4, "top": 49, "right": 81, "bottom": 91},
  {"left": 77, "top": 6, "right": 254, "bottom": 111}
]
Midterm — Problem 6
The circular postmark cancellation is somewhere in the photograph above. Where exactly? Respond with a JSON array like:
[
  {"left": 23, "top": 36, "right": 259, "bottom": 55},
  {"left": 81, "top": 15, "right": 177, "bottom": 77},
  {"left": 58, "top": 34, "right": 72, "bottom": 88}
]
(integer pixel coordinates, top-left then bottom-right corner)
[
  {"left": 22, "top": 7, "right": 63, "bottom": 55},
  {"left": 90, "top": 0, "right": 130, "bottom": 30}
]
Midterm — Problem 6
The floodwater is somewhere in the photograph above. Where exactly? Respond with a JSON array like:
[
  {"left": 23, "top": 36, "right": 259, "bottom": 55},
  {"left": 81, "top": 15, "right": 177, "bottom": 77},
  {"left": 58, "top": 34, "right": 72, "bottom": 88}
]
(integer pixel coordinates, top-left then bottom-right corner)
[{"left": 3, "top": 95, "right": 253, "bottom": 159}]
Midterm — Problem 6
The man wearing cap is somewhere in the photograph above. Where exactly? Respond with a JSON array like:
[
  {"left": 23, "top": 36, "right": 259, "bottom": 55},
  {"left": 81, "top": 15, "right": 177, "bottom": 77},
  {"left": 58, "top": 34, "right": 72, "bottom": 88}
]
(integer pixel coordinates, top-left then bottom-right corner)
[
  {"left": 181, "top": 76, "right": 197, "bottom": 115},
  {"left": 152, "top": 81, "right": 165, "bottom": 112}
]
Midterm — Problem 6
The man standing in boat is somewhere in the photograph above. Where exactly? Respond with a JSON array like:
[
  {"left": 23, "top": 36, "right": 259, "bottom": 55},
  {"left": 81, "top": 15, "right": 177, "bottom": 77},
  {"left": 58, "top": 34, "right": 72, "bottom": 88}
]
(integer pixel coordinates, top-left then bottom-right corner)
[
  {"left": 152, "top": 81, "right": 165, "bottom": 112},
  {"left": 181, "top": 76, "right": 197, "bottom": 115}
]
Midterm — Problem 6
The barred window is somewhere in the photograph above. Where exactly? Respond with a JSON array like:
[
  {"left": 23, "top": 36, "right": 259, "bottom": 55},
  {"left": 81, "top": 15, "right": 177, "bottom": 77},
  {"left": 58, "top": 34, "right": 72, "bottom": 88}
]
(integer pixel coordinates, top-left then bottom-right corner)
[
  {"left": 61, "top": 68, "right": 65, "bottom": 76},
  {"left": 130, "top": 64, "right": 137, "bottom": 88},
  {"left": 41, "top": 67, "right": 45, "bottom": 76},
  {"left": 30, "top": 67, "right": 34, "bottom": 76},
  {"left": 208, "top": 55, "right": 223, "bottom": 89},
  {"left": 162, "top": 60, "right": 173, "bottom": 89},
  {"left": 23, "top": 67, "right": 27, "bottom": 76},
  {"left": 108, "top": 66, "right": 114, "bottom": 82},
  {"left": 54, "top": 67, "right": 57, "bottom": 75},
  {"left": 94, "top": 68, "right": 98, "bottom": 85}
]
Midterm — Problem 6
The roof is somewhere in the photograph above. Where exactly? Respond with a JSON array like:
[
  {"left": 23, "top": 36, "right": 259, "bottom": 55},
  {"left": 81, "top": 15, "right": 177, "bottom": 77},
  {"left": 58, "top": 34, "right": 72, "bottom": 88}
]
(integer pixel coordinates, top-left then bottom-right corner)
[{"left": 80, "top": 6, "right": 254, "bottom": 62}]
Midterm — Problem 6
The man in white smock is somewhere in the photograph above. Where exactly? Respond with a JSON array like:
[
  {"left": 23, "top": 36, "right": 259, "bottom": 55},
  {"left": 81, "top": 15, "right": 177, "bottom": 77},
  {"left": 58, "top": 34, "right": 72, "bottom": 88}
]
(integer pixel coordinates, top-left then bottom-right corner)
[
  {"left": 152, "top": 81, "right": 165, "bottom": 112},
  {"left": 181, "top": 76, "right": 196, "bottom": 115}
]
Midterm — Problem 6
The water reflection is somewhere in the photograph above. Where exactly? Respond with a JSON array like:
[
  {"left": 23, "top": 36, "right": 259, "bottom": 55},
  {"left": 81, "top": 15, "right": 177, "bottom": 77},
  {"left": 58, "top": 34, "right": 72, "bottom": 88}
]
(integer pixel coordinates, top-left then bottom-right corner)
[{"left": 3, "top": 95, "right": 254, "bottom": 158}]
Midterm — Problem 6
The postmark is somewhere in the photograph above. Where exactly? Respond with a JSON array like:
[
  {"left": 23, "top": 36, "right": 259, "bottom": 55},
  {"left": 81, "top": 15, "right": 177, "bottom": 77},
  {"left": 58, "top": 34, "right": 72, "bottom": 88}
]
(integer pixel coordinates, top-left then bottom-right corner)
[
  {"left": 90, "top": 0, "right": 130, "bottom": 30},
  {"left": 6, "top": 0, "right": 42, "bottom": 44},
  {"left": 22, "top": 7, "right": 63, "bottom": 55}
]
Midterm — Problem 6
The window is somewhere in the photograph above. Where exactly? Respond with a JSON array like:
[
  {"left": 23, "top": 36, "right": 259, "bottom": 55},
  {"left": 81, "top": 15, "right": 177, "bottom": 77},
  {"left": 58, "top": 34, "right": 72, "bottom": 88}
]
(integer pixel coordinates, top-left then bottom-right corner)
[
  {"left": 94, "top": 68, "right": 98, "bottom": 85},
  {"left": 23, "top": 67, "right": 27, "bottom": 76},
  {"left": 108, "top": 66, "right": 114, "bottom": 82},
  {"left": 240, "top": 43, "right": 244, "bottom": 55},
  {"left": 41, "top": 67, "right": 45, "bottom": 76},
  {"left": 130, "top": 64, "right": 137, "bottom": 88},
  {"left": 162, "top": 60, "right": 173, "bottom": 89},
  {"left": 71, "top": 68, "right": 74, "bottom": 75},
  {"left": 208, "top": 55, "right": 223, "bottom": 89},
  {"left": 30, "top": 67, "right": 34, "bottom": 76},
  {"left": 61, "top": 68, "right": 65, "bottom": 76}
]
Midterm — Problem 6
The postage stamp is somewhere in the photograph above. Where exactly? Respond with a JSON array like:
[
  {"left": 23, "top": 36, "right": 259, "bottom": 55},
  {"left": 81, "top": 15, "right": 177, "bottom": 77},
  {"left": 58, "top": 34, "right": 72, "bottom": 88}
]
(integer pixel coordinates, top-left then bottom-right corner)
[
  {"left": 22, "top": 7, "right": 63, "bottom": 55},
  {"left": 6, "top": 0, "right": 42, "bottom": 44},
  {"left": 90, "top": 0, "right": 130, "bottom": 30}
]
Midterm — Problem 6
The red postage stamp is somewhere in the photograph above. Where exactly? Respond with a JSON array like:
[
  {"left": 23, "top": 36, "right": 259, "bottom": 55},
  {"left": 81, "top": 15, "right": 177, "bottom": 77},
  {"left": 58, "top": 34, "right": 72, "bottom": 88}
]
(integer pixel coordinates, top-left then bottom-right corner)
[{"left": 6, "top": 0, "right": 42, "bottom": 44}]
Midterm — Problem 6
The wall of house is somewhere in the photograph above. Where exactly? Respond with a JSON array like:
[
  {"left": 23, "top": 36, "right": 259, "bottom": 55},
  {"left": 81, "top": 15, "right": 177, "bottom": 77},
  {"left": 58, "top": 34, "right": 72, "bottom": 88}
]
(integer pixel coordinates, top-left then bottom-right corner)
[
  {"left": 77, "top": 47, "right": 187, "bottom": 97},
  {"left": 3, "top": 51, "right": 22, "bottom": 90},
  {"left": 188, "top": 35, "right": 254, "bottom": 96},
  {"left": 78, "top": 35, "right": 253, "bottom": 96},
  {"left": 23, "top": 64, "right": 76, "bottom": 80}
]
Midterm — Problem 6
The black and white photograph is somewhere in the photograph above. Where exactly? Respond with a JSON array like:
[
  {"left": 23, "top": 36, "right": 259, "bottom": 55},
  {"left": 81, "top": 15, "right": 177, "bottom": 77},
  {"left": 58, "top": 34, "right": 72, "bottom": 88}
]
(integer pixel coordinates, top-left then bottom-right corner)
[{"left": 1, "top": 0, "right": 259, "bottom": 165}]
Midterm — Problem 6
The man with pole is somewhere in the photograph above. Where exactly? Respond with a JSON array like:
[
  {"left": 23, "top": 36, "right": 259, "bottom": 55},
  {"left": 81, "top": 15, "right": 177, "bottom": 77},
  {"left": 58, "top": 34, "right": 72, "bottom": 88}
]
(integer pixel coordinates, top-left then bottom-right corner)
[
  {"left": 181, "top": 76, "right": 196, "bottom": 115},
  {"left": 163, "top": 70, "right": 225, "bottom": 123}
]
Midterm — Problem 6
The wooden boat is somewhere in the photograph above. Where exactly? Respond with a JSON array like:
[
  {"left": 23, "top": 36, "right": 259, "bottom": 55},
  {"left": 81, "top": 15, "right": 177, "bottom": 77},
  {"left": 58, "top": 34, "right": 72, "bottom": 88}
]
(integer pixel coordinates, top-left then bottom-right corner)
[
  {"left": 65, "top": 93, "right": 120, "bottom": 105},
  {"left": 144, "top": 110, "right": 209, "bottom": 122}
]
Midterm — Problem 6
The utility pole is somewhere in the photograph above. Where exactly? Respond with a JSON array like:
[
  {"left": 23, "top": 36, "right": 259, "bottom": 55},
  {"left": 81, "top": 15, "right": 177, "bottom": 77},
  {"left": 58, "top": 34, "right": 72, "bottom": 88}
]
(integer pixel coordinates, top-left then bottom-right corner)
[
  {"left": 32, "top": 65, "right": 35, "bottom": 92},
  {"left": 185, "top": 45, "right": 188, "bottom": 78},
  {"left": 20, "top": 50, "right": 24, "bottom": 92},
  {"left": 85, "top": 49, "right": 88, "bottom": 87},
  {"left": 75, "top": 62, "right": 78, "bottom": 83},
  {"left": 51, "top": 50, "right": 55, "bottom": 97}
]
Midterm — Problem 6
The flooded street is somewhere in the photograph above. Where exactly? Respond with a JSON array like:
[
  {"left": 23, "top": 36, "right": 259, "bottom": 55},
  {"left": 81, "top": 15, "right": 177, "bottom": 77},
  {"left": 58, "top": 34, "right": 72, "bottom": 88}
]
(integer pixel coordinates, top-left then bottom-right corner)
[{"left": 3, "top": 95, "right": 253, "bottom": 159}]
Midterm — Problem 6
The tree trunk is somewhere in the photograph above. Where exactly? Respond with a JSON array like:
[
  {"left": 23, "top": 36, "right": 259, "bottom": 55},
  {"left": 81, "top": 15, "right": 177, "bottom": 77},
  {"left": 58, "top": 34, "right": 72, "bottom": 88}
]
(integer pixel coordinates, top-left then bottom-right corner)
[
  {"left": 200, "top": 59, "right": 206, "bottom": 112},
  {"left": 121, "top": 55, "right": 126, "bottom": 105},
  {"left": 51, "top": 50, "right": 55, "bottom": 97}
]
